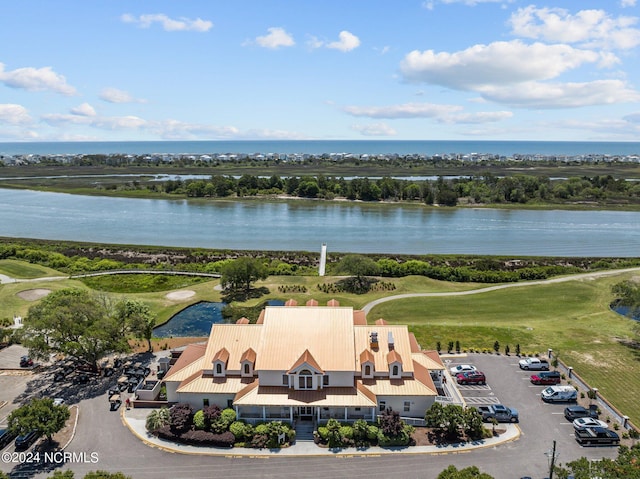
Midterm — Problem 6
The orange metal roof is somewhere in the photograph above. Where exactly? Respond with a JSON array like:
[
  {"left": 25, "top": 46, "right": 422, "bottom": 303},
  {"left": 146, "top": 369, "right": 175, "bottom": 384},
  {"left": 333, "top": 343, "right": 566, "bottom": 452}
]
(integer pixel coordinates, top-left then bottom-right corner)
[
  {"left": 387, "top": 349, "right": 403, "bottom": 365},
  {"left": 163, "top": 344, "right": 207, "bottom": 382},
  {"left": 375, "top": 318, "right": 388, "bottom": 325},
  {"left": 236, "top": 317, "right": 250, "bottom": 324},
  {"left": 234, "top": 385, "right": 377, "bottom": 407},
  {"left": 240, "top": 347, "right": 257, "bottom": 363},
  {"left": 203, "top": 324, "right": 262, "bottom": 372},
  {"left": 359, "top": 349, "right": 375, "bottom": 365},
  {"left": 177, "top": 374, "right": 256, "bottom": 394},
  {"left": 213, "top": 347, "right": 230, "bottom": 364},
  {"left": 358, "top": 375, "right": 436, "bottom": 397},
  {"left": 412, "top": 351, "right": 446, "bottom": 370},
  {"left": 306, "top": 299, "right": 319, "bottom": 306},
  {"left": 327, "top": 299, "right": 340, "bottom": 306},
  {"left": 256, "top": 306, "right": 355, "bottom": 372},
  {"left": 408, "top": 333, "right": 421, "bottom": 353},
  {"left": 287, "top": 349, "right": 324, "bottom": 374},
  {"left": 284, "top": 299, "right": 298, "bottom": 306},
  {"left": 353, "top": 325, "right": 414, "bottom": 373},
  {"left": 353, "top": 310, "right": 367, "bottom": 325}
]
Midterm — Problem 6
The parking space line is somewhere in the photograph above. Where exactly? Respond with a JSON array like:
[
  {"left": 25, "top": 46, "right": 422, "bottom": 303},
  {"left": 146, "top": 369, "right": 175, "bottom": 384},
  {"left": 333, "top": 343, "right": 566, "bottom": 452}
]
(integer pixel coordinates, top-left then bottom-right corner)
[
  {"left": 456, "top": 385, "right": 491, "bottom": 391},
  {"left": 464, "top": 397, "right": 501, "bottom": 405}
]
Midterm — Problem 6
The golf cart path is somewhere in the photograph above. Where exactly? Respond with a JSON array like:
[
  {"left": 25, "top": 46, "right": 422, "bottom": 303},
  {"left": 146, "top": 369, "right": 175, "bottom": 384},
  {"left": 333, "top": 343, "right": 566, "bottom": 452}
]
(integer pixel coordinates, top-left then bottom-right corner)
[{"left": 362, "top": 267, "right": 640, "bottom": 314}]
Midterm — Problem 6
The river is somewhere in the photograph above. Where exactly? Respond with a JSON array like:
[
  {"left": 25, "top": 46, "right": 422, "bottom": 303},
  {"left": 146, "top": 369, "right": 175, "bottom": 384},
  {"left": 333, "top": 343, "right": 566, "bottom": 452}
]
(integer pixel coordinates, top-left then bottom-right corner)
[{"left": 1, "top": 189, "right": 639, "bottom": 256}]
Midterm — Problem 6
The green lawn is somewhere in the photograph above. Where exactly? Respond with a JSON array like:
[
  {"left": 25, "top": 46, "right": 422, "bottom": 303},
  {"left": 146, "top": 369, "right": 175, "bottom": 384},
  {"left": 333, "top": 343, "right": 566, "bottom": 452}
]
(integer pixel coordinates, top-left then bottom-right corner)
[
  {"left": 0, "top": 259, "right": 65, "bottom": 279},
  {"left": 1, "top": 261, "right": 639, "bottom": 427}
]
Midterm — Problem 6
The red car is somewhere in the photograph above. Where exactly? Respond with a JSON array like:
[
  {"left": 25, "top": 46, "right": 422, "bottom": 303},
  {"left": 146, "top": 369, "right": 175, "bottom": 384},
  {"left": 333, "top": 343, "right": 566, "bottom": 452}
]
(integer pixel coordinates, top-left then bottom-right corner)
[
  {"left": 456, "top": 371, "right": 486, "bottom": 385},
  {"left": 530, "top": 371, "right": 561, "bottom": 385}
]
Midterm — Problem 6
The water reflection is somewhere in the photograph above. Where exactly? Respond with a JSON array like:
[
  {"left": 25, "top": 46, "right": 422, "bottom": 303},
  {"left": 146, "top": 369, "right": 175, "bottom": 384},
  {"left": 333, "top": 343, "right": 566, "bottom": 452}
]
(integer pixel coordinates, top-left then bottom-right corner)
[{"left": 153, "top": 301, "right": 226, "bottom": 338}]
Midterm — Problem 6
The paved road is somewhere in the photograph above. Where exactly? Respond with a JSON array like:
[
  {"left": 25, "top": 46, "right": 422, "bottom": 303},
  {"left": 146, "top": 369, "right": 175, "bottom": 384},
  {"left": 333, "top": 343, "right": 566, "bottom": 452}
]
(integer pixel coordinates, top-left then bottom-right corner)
[{"left": 362, "top": 267, "right": 640, "bottom": 313}]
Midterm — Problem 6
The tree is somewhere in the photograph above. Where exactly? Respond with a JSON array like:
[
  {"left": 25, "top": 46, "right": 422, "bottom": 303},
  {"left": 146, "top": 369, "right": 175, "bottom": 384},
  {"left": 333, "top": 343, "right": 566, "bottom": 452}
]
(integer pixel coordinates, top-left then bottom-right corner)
[
  {"left": 20, "top": 289, "right": 128, "bottom": 370},
  {"left": 553, "top": 444, "right": 640, "bottom": 479},
  {"left": 220, "top": 257, "right": 268, "bottom": 295},
  {"left": 115, "top": 299, "right": 156, "bottom": 352},
  {"left": 145, "top": 407, "right": 170, "bottom": 432},
  {"left": 437, "top": 465, "right": 495, "bottom": 479},
  {"left": 334, "top": 254, "right": 380, "bottom": 294},
  {"left": 8, "top": 398, "right": 70, "bottom": 444},
  {"left": 425, "top": 403, "right": 466, "bottom": 439}
]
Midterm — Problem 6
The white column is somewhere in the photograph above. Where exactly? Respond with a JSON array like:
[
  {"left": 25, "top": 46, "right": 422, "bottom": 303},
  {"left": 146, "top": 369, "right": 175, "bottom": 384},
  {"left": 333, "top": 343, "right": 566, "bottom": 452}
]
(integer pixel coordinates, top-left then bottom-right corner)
[
  {"left": 344, "top": 407, "right": 348, "bottom": 421},
  {"left": 289, "top": 407, "right": 293, "bottom": 423},
  {"left": 262, "top": 406, "right": 266, "bottom": 421},
  {"left": 235, "top": 405, "right": 239, "bottom": 420}
]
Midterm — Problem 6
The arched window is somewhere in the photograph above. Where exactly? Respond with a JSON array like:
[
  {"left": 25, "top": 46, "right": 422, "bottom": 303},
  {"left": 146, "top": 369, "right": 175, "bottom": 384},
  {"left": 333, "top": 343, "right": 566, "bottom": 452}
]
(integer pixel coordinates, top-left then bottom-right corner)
[
  {"left": 392, "top": 365, "right": 399, "bottom": 376},
  {"left": 216, "top": 363, "right": 222, "bottom": 375},
  {"left": 364, "top": 364, "right": 371, "bottom": 376},
  {"left": 298, "top": 369, "right": 313, "bottom": 389},
  {"left": 244, "top": 363, "right": 250, "bottom": 375}
]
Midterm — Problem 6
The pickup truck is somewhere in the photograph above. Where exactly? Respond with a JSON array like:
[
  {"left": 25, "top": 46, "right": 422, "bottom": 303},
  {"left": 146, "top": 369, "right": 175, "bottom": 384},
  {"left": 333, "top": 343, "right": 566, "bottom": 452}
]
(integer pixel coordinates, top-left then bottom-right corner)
[
  {"left": 574, "top": 427, "right": 620, "bottom": 446},
  {"left": 518, "top": 358, "right": 549, "bottom": 370},
  {"left": 476, "top": 404, "right": 519, "bottom": 423}
]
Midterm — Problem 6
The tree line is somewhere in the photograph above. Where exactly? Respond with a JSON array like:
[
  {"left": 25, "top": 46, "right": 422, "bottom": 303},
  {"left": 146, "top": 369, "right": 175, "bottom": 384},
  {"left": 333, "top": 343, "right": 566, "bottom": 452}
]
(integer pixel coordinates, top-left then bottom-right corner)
[{"left": 147, "top": 173, "right": 640, "bottom": 206}]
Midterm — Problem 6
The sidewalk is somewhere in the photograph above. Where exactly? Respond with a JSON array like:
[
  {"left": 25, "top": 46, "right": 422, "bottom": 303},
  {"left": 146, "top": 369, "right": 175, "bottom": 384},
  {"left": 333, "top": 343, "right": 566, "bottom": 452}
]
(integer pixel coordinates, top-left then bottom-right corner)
[{"left": 122, "top": 407, "right": 520, "bottom": 457}]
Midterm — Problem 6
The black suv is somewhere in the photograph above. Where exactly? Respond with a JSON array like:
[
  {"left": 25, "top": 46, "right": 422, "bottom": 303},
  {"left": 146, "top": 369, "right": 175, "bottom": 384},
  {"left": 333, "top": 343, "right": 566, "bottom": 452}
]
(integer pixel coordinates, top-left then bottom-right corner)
[
  {"left": 0, "top": 428, "right": 17, "bottom": 448},
  {"left": 564, "top": 405, "right": 599, "bottom": 421},
  {"left": 14, "top": 430, "right": 39, "bottom": 450}
]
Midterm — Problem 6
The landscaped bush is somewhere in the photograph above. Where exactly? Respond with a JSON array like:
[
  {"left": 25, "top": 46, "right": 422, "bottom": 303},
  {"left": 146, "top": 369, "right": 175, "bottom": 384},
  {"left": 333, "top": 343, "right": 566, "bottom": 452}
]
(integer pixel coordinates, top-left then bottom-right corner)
[
  {"left": 193, "top": 410, "right": 206, "bottom": 430},
  {"left": 169, "top": 403, "right": 193, "bottom": 434},
  {"left": 181, "top": 430, "right": 235, "bottom": 447},
  {"left": 229, "top": 421, "right": 252, "bottom": 442}
]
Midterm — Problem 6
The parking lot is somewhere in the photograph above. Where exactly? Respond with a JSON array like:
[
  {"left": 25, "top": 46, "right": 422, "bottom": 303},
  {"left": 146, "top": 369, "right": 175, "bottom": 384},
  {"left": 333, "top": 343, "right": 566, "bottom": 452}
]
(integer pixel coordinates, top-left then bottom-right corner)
[{"left": 445, "top": 353, "right": 621, "bottom": 471}]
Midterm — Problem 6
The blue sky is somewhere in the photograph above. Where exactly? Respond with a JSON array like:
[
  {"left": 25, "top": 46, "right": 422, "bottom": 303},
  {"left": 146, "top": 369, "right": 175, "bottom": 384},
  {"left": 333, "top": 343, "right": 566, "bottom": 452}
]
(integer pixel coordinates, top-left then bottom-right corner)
[{"left": 1, "top": 0, "right": 639, "bottom": 142}]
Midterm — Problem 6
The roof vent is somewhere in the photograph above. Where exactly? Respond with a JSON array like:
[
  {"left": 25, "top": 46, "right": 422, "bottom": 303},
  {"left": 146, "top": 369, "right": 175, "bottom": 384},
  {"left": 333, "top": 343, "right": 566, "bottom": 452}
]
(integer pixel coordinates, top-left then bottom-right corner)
[
  {"left": 370, "top": 332, "right": 379, "bottom": 349},
  {"left": 388, "top": 331, "right": 395, "bottom": 350}
]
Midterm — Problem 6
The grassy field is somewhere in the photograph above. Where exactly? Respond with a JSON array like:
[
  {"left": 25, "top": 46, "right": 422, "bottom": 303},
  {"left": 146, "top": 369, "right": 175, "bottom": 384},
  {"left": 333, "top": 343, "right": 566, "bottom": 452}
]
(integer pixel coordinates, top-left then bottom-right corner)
[
  {"left": 1, "top": 262, "right": 639, "bottom": 426},
  {"left": 0, "top": 259, "right": 66, "bottom": 279}
]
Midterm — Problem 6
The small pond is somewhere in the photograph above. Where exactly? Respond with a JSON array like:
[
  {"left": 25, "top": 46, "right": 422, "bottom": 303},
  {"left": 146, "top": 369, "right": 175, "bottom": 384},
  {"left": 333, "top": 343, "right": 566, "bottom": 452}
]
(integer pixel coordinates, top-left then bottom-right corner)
[
  {"left": 611, "top": 304, "right": 640, "bottom": 321},
  {"left": 153, "top": 301, "right": 227, "bottom": 338}
]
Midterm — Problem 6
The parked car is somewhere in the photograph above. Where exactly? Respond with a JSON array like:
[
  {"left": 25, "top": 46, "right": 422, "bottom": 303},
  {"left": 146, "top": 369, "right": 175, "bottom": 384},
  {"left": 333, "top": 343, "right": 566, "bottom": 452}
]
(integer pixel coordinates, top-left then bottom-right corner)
[
  {"left": 541, "top": 385, "right": 577, "bottom": 403},
  {"left": 574, "top": 427, "right": 620, "bottom": 446},
  {"left": 564, "top": 405, "right": 599, "bottom": 421},
  {"left": 14, "top": 430, "right": 39, "bottom": 450},
  {"left": 518, "top": 357, "right": 549, "bottom": 370},
  {"left": 530, "top": 371, "right": 561, "bottom": 385},
  {"left": 456, "top": 371, "right": 486, "bottom": 385},
  {"left": 52, "top": 398, "right": 65, "bottom": 406},
  {"left": 476, "top": 404, "right": 519, "bottom": 423},
  {"left": 573, "top": 417, "right": 608, "bottom": 431},
  {"left": 0, "top": 428, "right": 17, "bottom": 448},
  {"left": 449, "top": 364, "right": 477, "bottom": 375},
  {"left": 19, "top": 356, "right": 33, "bottom": 367}
]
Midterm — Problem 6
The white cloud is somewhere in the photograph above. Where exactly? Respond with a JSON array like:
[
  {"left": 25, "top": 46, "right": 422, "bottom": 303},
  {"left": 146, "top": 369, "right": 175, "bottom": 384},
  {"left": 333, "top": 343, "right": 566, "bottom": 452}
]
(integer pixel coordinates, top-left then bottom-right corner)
[
  {"left": 479, "top": 79, "right": 640, "bottom": 108},
  {"left": 0, "top": 104, "right": 31, "bottom": 124},
  {"left": 0, "top": 63, "right": 76, "bottom": 95},
  {"left": 400, "top": 40, "right": 607, "bottom": 90},
  {"left": 327, "top": 31, "right": 361, "bottom": 52},
  {"left": 447, "top": 111, "right": 513, "bottom": 123},
  {"left": 254, "top": 27, "right": 295, "bottom": 49},
  {"left": 99, "top": 87, "right": 145, "bottom": 104},
  {"left": 509, "top": 6, "right": 640, "bottom": 50},
  {"left": 351, "top": 123, "right": 397, "bottom": 137},
  {"left": 344, "top": 102, "right": 462, "bottom": 119},
  {"left": 621, "top": 0, "right": 637, "bottom": 6},
  {"left": 121, "top": 13, "right": 212, "bottom": 32},
  {"left": 70, "top": 103, "right": 96, "bottom": 117}
]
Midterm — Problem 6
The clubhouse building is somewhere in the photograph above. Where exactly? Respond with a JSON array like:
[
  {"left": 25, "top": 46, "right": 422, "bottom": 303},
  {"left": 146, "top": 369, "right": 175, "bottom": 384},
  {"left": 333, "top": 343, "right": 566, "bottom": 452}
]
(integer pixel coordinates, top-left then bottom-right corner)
[{"left": 163, "top": 301, "right": 445, "bottom": 423}]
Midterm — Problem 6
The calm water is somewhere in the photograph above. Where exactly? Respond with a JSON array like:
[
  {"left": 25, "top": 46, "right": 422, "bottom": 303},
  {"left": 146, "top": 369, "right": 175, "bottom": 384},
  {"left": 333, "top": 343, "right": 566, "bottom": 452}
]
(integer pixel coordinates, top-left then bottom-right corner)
[
  {"left": 2, "top": 140, "right": 640, "bottom": 156},
  {"left": 0, "top": 189, "right": 639, "bottom": 256},
  {"left": 153, "top": 302, "right": 226, "bottom": 338}
]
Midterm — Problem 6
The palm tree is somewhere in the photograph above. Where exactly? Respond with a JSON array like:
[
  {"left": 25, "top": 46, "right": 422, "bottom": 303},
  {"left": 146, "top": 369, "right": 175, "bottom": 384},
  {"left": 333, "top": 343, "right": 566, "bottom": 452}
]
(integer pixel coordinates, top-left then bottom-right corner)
[{"left": 146, "top": 407, "right": 170, "bottom": 432}]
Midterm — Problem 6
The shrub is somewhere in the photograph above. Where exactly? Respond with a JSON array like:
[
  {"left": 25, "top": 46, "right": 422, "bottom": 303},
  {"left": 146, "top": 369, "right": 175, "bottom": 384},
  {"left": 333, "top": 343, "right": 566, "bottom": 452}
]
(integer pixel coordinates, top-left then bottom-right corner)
[
  {"left": 211, "top": 408, "right": 236, "bottom": 433},
  {"left": 250, "top": 433, "right": 269, "bottom": 448},
  {"left": 229, "top": 421, "right": 249, "bottom": 441},
  {"left": 181, "top": 430, "right": 235, "bottom": 447},
  {"left": 169, "top": 403, "right": 193, "bottom": 434},
  {"left": 366, "top": 425, "right": 379, "bottom": 441},
  {"left": 317, "top": 426, "right": 329, "bottom": 442},
  {"left": 193, "top": 410, "right": 206, "bottom": 430},
  {"left": 339, "top": 425, "right": 354, "bottom": 440},
  {"left": 255, "top": 423, "right": 269, "bottom": 435}
]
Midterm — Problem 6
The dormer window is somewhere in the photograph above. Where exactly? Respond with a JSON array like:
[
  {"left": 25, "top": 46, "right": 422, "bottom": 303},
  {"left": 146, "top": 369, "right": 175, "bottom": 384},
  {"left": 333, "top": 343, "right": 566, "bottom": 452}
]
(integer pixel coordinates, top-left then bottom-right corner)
[
  {"left": 244, "top": 363, "right": 250, "bottom": 375},
  {"left": 365, "top": 364, "right": 372, "bottom": 376},
  {"left": 240, "top": 347, "right": 256, "bottom": 378},
  {"left": 360, "top": 349, "right": 375, "bottom": 379},
  {"left": 298, "top": 369, "right": 313, "bottom": 389},
  {"left": 216, "top": 363, "right": 223, "bottom": 375},
  {"left": 212, "top": 347, "right": 229, "bottom": 378},
  {"left": 387, "top": 350, "right": 403, "bottom": 379},
  {"left": 392, "top": 365, "right": 399, "bottom": 376}
]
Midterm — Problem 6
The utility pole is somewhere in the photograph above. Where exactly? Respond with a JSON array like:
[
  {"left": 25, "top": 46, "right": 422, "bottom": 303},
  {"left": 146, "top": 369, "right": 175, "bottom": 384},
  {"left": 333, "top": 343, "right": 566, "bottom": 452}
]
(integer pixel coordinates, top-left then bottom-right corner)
[{"left": 548, "top": 440, "right": 557, "bottom": 479}]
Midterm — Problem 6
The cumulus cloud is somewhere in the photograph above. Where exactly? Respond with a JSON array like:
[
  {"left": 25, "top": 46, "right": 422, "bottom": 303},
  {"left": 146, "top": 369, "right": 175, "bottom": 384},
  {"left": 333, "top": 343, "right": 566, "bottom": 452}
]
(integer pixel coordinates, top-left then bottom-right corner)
[
  {"left": 480, "top": 79, "right": 640, "bottom": 108},
  {"left": 0, "top": 104, "right": 32, "bottom": 124},
  {"left": 0, "top": 63, "right": 76, "bottom": 95},
  {"left": 253, "top": 27, "right": 295, "bottom": 49},
  {"left": 620, "top": 0, "right": 637, "bottom": 7},
  {"left": 508, "top": 6, "right": 640, "bottom": 50},
  {"left": 42, "top": 112, "right": 147, "bottom": 130},
  {"left": 121, "top": 13, "right": 212, "bottom": 32},
  {"left": 70, "top": 103, "right": 96, "bottom": 117},
  {"left": 326, "top": 31, "right": 361, "bottom": 52},
  {"left": 99, "top": 87, "right": 145, "bottom": 104},
  {"left": 400, "top": 40, "right": 606, "bottom": 89},
  {"left": 351, "top": 123, "right": 397, "bottom": 137}
]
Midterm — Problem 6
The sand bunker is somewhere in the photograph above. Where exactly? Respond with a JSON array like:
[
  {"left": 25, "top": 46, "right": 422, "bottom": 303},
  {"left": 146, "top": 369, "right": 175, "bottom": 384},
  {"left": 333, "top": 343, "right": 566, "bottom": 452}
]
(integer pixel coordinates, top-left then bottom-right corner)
[
  {"left": 165, "top": 290, "right": 196, "bottom": 301},
  {"left": 17, "top": 289, "right": 52, "bottom": 301}
]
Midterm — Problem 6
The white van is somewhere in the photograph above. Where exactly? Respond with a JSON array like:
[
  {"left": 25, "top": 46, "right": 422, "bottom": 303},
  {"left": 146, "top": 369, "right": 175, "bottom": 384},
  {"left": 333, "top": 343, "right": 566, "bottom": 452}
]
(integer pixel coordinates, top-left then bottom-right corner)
[{"left": 541, "top": 385, "right": 577, "bottom": 403}]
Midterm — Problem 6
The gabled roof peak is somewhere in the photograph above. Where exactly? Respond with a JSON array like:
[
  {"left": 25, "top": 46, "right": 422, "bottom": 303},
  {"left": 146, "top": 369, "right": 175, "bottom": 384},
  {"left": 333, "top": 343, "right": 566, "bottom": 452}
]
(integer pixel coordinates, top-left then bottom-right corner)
[{"left": 287, "top": 349, "right": 324, "bottom": 374}]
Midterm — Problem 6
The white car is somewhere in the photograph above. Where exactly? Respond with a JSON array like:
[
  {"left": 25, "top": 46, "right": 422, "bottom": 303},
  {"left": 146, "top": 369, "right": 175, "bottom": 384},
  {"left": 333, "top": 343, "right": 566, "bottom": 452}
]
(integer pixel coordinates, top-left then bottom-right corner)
[
  {"left": 449, "top": 364, "right": 477, "bottom": 375},
  {"left": 572, "top": 417, "right": 608, "bottom": 431},
  {"left": 53, "top": 398, "right": 65, "bottom": 406}
]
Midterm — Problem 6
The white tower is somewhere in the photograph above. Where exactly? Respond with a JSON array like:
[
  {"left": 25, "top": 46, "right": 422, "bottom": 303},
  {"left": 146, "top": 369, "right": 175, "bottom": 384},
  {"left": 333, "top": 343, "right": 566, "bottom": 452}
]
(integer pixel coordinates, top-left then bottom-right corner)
[{"left": 319, "top": 243, "right": 327, "bottom": 276}]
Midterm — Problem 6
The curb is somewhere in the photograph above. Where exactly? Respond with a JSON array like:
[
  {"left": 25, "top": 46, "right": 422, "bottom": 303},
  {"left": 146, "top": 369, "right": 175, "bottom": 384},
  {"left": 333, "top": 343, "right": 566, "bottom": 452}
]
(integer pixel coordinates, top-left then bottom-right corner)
[
  {"left": 61, "top": 405, "right": 80, "bottom": 450},
  {"left": 120, "top": 409, "right": 521, "bottom": 458}
]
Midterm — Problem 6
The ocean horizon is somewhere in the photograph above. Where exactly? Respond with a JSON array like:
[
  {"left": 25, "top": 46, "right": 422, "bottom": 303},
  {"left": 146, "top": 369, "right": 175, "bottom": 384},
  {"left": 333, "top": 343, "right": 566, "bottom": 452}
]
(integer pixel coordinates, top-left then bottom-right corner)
[{"left": 1, "top": 139, "right": 640, "bottom": 157}]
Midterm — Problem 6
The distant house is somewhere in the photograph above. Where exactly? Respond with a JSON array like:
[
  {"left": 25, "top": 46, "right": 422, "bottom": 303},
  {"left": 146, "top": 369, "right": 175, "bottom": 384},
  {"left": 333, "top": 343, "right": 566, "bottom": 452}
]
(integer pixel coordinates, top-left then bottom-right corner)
[{"left": 163, "top": 303, "right": 444, "bottom": 423}]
